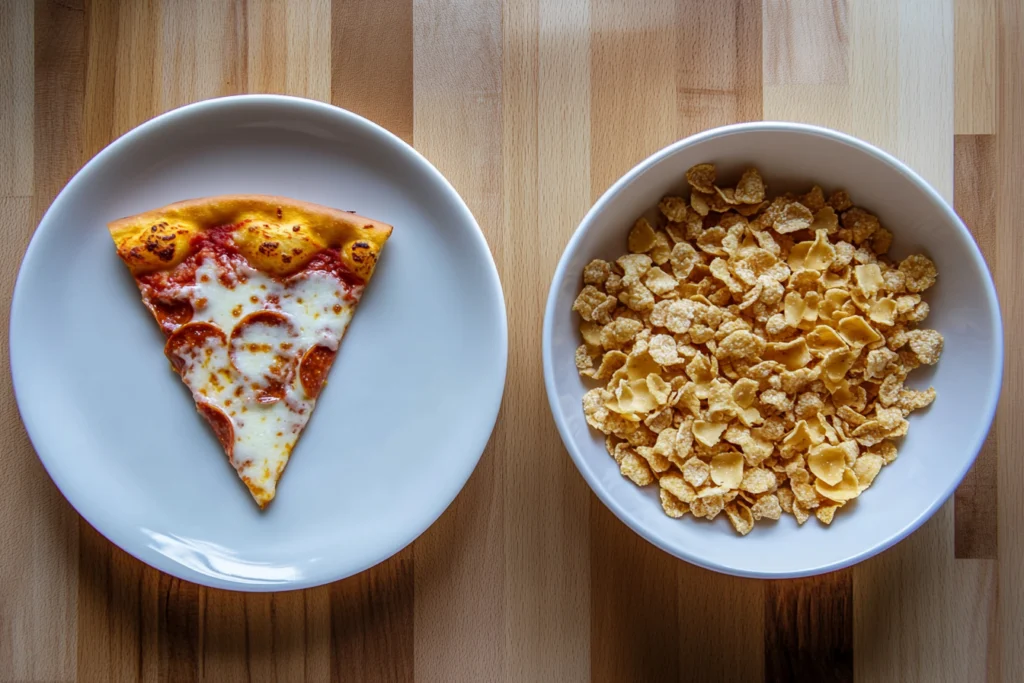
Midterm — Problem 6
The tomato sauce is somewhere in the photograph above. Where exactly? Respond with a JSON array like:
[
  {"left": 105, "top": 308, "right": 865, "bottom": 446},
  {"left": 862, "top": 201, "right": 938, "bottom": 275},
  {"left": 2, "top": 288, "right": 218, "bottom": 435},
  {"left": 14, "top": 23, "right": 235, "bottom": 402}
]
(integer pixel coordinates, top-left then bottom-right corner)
[{"left": 303, "top": 250, "right": 365, "bottom": 288}]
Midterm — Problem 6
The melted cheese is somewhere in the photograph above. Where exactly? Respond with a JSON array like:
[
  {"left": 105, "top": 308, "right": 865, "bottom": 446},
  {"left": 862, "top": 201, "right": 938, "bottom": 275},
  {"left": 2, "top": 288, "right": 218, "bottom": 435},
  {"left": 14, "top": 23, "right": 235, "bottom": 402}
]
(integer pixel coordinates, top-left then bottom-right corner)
[{"left": 169, "top": 254, "right": 359, "bottom": 505}]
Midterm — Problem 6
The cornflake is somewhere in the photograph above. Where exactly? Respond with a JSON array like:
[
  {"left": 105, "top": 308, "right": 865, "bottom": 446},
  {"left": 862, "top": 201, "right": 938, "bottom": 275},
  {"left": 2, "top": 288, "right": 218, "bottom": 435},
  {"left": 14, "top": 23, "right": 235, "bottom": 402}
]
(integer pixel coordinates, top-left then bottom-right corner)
[{"left": 575, "top": 163, "right": 941, "bottom": 533}]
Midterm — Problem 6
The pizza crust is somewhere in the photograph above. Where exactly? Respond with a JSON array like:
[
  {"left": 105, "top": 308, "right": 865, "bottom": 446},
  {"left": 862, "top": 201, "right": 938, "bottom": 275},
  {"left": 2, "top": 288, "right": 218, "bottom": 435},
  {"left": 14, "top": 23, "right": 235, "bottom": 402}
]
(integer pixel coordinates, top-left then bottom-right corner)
[{"left": 108, "top": 194, "right": 392, "bottom": 280}]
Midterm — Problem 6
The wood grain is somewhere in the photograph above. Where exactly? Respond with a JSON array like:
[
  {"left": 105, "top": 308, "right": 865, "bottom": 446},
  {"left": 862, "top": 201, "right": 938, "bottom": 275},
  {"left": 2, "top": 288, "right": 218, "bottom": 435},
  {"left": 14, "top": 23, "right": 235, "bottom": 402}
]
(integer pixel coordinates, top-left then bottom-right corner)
[
  {"left": 332, "top": 0, "right": 413, "bottom": 143},
  {"left": 953, "top": 134, "right": 998, "bottom": 560},
  {"left": 764, "top": 0, "right": 848, "bottom": 87},
  {"left": 997, "top": 0, "right": 1024, "bottom": 679},
  {"left": 329, "top": 551, "right": 413, "bottom": 683},
  {"left": 955, "top": 0, "right": 996, "bottom": 134},
  {"left": 0, "top": 0, "right": 33, "bottom": 196},
  {"left": 502, "top": 0, "right": 592, "bottom": 679},
  {"left": 77, "top": 4, "right": 185, "bottom": 681},
  {"left": 589, "top": 3, "right": 765, "bottom": 682},
  {"left": 766, "top": 2, "right": 997, "bottom": 682},
  {"left": 411, "top": 1, "right": 506, "bottom": 680},
  {"left": 763, "top": 0, "right": 851, "bottom": 130},
  {"left": 2, "top": 3, "right": 84, "bottom": 682},
  {"left": 2, "top": 0, "right": 1017, "bottom": 680},
  {"left": 675, "top": 3, "right": 765, "bottom": 680},
  {"left": 588, "top": 3, "right": 687, "bottom": 681},
  {"left": 248, "top": 0, "right": 330, "bottom": 100},
  {"left": 765, "top": 572, "right": 853, "bottom": 683},
  {"left": 327, "top": 4, "right": 417, "bottom": 682}
]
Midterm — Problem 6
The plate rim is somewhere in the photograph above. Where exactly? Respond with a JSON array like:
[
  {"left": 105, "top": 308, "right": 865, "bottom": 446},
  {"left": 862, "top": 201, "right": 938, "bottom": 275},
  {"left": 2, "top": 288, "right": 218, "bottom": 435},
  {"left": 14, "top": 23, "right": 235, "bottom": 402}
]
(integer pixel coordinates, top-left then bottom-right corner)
[
  {"left": 9, "top": 94, "right": 509, "bottom": 591},
  {"left": 542, "top": 120, "right": 1004, "bottom": 579}
]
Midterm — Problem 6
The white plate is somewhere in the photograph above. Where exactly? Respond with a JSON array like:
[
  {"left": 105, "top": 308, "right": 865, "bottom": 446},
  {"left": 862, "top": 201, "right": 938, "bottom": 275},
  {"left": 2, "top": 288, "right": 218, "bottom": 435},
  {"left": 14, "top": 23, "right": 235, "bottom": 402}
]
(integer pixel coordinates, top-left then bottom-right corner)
[
  {"left": 10, "top": 95, "right": 507, "bottom": 590},
  {"left": 544, "top": 122, "right": 1002, "bottom": 578}
]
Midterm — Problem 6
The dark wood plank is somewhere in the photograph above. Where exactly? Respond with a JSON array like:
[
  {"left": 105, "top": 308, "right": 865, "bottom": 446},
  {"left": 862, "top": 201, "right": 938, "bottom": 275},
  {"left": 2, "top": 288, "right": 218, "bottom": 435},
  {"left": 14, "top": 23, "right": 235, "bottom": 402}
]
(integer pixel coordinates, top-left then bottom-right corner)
[
  {"left": 329, "top": 547, "right": 414, "bottom": 683},
  {"left": 331, "top": 0, "right": 414, "bottom": 144},
  {"left": 34, "top": 1, "right": 89, "bottom": 679},
  {"left": 325, "top": 4, "right": 416, "bottom": 682},
  {"left": 156, "top": 575, "right": 202, "bottom": 682},
  {"left": 34, "top": 0, "right": 86, "bottom": 218},
  {"left": 953, "top": 133, "right": 998, "bottom": 560},
  {"left": 765, "top": 572, "right": 854, "bottom": 683}
]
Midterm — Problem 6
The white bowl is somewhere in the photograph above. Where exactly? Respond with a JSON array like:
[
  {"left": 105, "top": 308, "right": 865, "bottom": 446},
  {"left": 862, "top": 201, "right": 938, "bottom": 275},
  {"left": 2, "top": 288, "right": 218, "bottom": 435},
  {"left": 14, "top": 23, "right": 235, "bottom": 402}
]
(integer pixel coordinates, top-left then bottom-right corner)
[{"left": 543, "top": 122, "right": 1002, "bottom": 578}]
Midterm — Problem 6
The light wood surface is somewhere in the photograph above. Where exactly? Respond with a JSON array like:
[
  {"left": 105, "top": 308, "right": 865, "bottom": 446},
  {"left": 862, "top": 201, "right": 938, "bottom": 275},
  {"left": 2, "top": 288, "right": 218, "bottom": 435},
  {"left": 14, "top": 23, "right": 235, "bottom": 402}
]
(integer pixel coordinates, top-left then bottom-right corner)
[{"left": 0, "top": 0, "right": 1018, "bottom": 681}]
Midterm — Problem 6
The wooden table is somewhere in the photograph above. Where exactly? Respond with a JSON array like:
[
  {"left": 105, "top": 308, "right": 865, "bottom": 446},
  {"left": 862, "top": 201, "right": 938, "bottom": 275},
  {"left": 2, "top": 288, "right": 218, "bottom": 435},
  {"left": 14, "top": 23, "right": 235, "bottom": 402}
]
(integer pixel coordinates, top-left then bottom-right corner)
[{"left": 1, "top": 1, "right": 1018, "bottom": 681}]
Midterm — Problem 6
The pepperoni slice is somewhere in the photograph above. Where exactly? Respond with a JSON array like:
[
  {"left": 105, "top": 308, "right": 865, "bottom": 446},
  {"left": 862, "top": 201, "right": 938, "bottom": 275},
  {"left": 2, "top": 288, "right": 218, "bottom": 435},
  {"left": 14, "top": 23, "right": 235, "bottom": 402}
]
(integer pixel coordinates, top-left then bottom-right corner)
[
  {"left": 164, "top": 322, "right": 228, "bottom": 374},
  {"left": 229, "top": 311, "right": 299, "bottom": 404},
  {"left": 230, "top": 310, "right": 295, "bottom": 335},
  {"left": 299, "top": 345, "right": 337, "bottom": 399},
  {"left": 196, "top": 402, "right": 235, "bottom": 458},
  {"left": 148, "top": 299, "right": 193, "bottom": 331}
]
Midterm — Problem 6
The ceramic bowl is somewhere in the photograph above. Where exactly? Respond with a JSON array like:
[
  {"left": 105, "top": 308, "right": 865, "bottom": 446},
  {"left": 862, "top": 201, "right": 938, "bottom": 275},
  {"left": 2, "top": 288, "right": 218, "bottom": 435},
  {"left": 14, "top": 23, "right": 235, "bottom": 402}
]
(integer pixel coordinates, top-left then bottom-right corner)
[{"left": 543, "top": 122, "right": 1002, "bottom": 578}]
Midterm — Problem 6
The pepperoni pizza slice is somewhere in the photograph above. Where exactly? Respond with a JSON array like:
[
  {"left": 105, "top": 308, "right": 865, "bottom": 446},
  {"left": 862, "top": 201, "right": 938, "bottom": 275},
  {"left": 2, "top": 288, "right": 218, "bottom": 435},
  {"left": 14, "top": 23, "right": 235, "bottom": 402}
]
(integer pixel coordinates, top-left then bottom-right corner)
[{"left": 108, "top": 196, "right": 392, "bottom": 508}]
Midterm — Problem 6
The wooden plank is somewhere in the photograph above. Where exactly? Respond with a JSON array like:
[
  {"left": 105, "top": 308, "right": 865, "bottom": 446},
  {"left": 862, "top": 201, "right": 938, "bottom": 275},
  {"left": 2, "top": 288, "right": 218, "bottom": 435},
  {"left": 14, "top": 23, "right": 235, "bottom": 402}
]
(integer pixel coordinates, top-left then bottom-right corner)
[
  {"left": 329, "top": 548, "right": 414, "bottom": 683},
  {"left": 996, "top": 0, "right": 1024, "bottom": 678},
  {"left": 590, "top": 2, "right": 764, "bottom": 681},
  {"left": 158, "top": 0, "right": 248, "bottom": 110},
  {"left": 195, "top": 2, "right": 332, "bottom": 681},
  {"left": 76, "top": 3, "right": 258, "bottom": 681},
  {"left": 669, "top": 21, "right": 764, "bottom": 681},
  {"left": 0, "top": 195, "right": 78, "bottom": 683},
  {"left": 110, "top": 0, "right": 159, "bottom": 136},
  {"left": 765, "top": 573, "right": 854, "bottom": 683},
  {"left": 955, "top": 430, "right": 999, "bottom": 558},
  {"left": 765, "top": 2, "right": 995, "bottom": 682},
  {"left": 669, "top": 2, "right": 765, "bottom": 681},
  {"left": 75, "top": 4, "right": 204, "bottom": 681},
  {"left": 498, "top": 0, "right": 592, "bottom": 680},
  {"left": 764, "top": 0, "right": 849, "bottom": 87},
  {"left": 677, "top": 0, "right": 762, "bottom": 136},
  {"left": 677, "top": 569, "right": 765, "bottom": 682},
  {"left": 763, "top": 0, "right": 852, "bottom": 130},
  {"left": 324, "top": 3, "right": 416, "bottom": 681},
  {"left": 331, "top": 0, "right": 413, "bottom": 142},
  {"left": 247, "top": 0, "right": 330, "bottom": 100},
  {"left": 955, "top": 0, "right": 997, "bottom": 134},
  {"left": 853, "top": 2, "right": 993, "bottom": 681},
  {"left": 82, "top": 0, "right": 120, "bottom": 159},
  {"left": 0, "top": 3, "right": 84, "bottom": 682},
  {"left": 76, "top": 529, "right": 143, "bottom": 683},
  {"left": 76, "top": 2, "right": 162, "bottom": 679},
  {"left": 0, "top": 0, "right": 33, "bottom": 196},
  {"left": 589, "top": 3, "right": 682, "bottom": 680},
  {"left": 953, "top": 134, "right": 998, "bottom": 560},
  {"left": 235, "top": 591, "right": 325, "bottom": 683},
  {"left": 411, "top": 0, "right": 505, "bottom": 679}
]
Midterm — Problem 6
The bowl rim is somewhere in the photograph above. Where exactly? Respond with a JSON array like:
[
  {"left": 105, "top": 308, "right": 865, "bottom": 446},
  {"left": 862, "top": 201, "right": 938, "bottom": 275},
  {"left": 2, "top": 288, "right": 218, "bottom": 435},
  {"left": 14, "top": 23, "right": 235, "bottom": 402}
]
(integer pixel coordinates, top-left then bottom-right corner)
[
  {"left": 10, "top": 93, "right": 509, "bottom": 591},
  {"left": 542, "top": 120, "right": 1004, "bottom": 579}
]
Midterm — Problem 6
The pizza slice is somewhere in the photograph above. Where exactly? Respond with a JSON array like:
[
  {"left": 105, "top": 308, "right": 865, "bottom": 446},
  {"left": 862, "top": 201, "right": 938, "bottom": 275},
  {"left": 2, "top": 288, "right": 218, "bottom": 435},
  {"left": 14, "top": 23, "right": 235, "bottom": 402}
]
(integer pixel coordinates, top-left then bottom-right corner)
[{"left": 108, "top": 195, "right": 392, "bottom": 508}]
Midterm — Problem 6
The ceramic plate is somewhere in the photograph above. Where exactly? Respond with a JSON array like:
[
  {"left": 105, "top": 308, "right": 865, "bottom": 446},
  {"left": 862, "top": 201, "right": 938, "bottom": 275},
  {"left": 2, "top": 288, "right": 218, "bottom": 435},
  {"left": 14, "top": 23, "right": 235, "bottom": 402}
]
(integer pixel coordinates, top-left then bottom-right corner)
[{"left": 10, "top": 95, "right": 507, "bottom": 590}]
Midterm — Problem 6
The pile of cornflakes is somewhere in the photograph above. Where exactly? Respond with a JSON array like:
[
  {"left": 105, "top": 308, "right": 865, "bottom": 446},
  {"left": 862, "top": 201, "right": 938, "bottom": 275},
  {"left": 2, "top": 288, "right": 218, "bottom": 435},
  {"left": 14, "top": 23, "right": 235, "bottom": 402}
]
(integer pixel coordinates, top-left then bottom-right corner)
[{"left": 574, "top": 163, "right": 942, "bottom": 534}]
